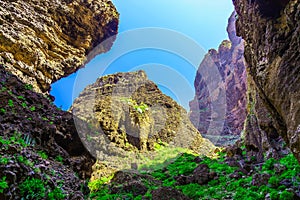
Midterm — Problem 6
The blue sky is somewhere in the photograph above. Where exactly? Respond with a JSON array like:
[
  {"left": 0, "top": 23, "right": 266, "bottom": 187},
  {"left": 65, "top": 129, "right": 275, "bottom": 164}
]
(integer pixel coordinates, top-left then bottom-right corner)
[{"left": 50, "top": 0, "right": 234, "bottom": 110}]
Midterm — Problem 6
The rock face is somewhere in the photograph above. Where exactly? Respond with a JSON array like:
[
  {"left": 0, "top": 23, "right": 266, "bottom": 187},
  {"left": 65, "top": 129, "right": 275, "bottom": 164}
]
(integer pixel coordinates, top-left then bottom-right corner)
[
  {"left": 0, "top": 64, "right": 95, "bottom": 198},
  {"left": 0, "top": 0, "right": 119, "bottom": 92},
  {"left": 189, "top": 12, "right": 247, "bottom": 146},
  {"left": 72, "top": 71, "right": 215, "bottom": 163},
  {"left": 233, "top": 0, "right": 300, "bottom": 162}
]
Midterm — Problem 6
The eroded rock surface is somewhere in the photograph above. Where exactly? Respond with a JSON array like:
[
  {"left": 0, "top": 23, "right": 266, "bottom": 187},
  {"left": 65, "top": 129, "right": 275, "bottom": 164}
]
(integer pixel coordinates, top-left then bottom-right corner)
[
  {"left": 0, "top": 0, "right": 119, "bottom": 92},
  {"left": 233, "top": 0, "right": 300, "bottom": 162},
  {"left": 189, "top": 12, "right": 247, "bottom": 146},
  {"left": 72, "top": 71, "right": 215, "bottom": 169}
]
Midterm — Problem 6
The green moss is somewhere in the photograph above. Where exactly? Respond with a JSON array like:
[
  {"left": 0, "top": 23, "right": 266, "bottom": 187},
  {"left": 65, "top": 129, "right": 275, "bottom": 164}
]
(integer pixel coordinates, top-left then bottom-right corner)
[{"left": 279, "top": 190, "right": 294, "bottom": 200}]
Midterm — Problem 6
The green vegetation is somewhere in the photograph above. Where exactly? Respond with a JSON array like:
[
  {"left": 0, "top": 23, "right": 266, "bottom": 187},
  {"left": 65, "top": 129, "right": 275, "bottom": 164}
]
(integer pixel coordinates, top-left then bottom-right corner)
[
  {"left": 88, "top": 152, "right": 300, "bottom": 200},
  {"left": 19, "top": 178, "right": 46, "bottom": 199},
  {"left": 24, "top": 84, "right": 33, "bottom": 90},
  {"left": 0, "top": 108, "right": 6, "bottom": 114},
  {"left": 21, "top": 102, "right": 27, "bottom": 108},
  {"left": 55, "top": 155, "right": 64, "bottom": 163},
  {"left": 88, "top": 175, "right": 114, "bottom": 193},
  {"left": 0, "top": 132, "right": 35, "bottom": 150},
  {"left": 47, "top": 186, "right": 66, "bottom": 200},
  {"left": 121, "top": 97, "right": 149, "bottom": 114},
  {"left": 29, "top": 106, "right": 36, "bottom": 111},
  {"left": 38, "top": 151, "right": 48, "bottom": 159},
  {"left": 0, "top": 176, "right": 8, "bottom": 193},
  {"left": 19, "top": 178, "right": 65, "bottom": 200},
  {"left": 8, "top": 99, "right": 14, "bottom": 107}
]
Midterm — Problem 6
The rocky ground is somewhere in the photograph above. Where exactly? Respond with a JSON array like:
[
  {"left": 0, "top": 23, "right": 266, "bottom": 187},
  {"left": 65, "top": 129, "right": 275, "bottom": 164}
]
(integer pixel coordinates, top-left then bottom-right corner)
[{"left": 88, "top": 144, "right": 300, "bottom": 200}]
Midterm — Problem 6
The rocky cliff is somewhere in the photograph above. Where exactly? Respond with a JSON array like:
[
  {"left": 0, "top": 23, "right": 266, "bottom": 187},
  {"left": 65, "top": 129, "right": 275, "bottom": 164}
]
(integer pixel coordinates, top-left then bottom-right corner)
[
  {"left": 0, "top": 0, "right": 119, "bottom": 93},
  {"left": 72, "top": 71, "right": 216, "bottom": 171},
  {"left": 0, "top": 64, "right": 96, "bottom": 198},
  {"left": 189, "top": 12, "right": 247, "bottom": 146},
  {"left": 0, "top": 0, "right": 119, "bottom": 198},
  {"left": 233, "top": 0, "right": 300, "bottom": 162}
]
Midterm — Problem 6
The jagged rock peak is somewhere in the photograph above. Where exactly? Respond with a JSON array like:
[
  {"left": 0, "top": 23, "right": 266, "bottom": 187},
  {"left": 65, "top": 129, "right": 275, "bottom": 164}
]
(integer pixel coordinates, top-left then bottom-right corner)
[
  {"left": 72, "top": 70, "right": 216, "bottom": 169},
  {"left": 189, "top": 11, "right": 247, "bottom": 146},
  {"left": 0, "top": 0, "right": 119, "bottom": 92}
]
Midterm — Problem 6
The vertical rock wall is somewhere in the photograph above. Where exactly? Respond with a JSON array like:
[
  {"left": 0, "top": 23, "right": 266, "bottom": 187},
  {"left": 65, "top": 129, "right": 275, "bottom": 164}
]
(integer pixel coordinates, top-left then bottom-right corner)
[
  {"left": 189, "top": 12, "right": 247, "bottom": 146},
  {"left": 233, "top": 0, "right": 300, "bottom": 162}
]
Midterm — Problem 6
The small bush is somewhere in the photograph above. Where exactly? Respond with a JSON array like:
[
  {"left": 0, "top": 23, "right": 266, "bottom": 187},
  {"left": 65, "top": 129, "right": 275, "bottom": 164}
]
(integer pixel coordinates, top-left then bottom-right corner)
[
  {"left": 19, "top": 178, "right": 46, "bottom": 199},
  {"left": 0, "top": 176, "right": 8, "bottom": 193},
  {"left": 279, "top": 190, "right": 294, "bottom": 200},
  {"left": 48, "top": 187, "right": 66, "bottom": 200}
]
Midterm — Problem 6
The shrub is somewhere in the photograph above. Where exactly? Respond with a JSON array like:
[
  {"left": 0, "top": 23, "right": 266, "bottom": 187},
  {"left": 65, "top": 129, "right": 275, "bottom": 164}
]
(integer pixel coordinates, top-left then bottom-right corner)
[
  {"left": 19, "top": 178, "right": 46, "bottom": 199},
  {"left": 0, "top": 176, "right": 8, "bottom": 193},
  {"left": 279, "top": 190, "right": 294, "bottom": 200},
  {"left": 48, "top": 187, "right": 66, "bottom": 200}
]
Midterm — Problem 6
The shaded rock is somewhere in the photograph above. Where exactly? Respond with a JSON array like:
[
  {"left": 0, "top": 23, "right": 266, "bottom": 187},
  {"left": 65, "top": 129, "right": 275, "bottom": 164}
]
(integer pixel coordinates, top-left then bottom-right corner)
[
  {"left": 224, "top": 157, "right": 241, "bottom": 168},
  {"left": 111, "top": 181, "right": 148, "bottom": 196},
  {"left": 110, "top": 170, "right": 160, "bottom": 197},
  {"left": 193, "top": 164, "right": 216, "bottom": 185},
  {"left": 189, "top": 11, "right": 247, "bottom": 146},
  {"left": 229, "top": 170, "right": 242, "bottom": 179},
  {"left": 0, "top": 64, "right": 95, "bottom": 198},
  {"left": 151, "top": 187, "right": 191, "bottom": 200},
  {"left": 280, "top": 179, "right": 293, "bottom": 188},
  {"left": 252, "top": 173, "right": 271, "bottom": 186},
  {"left": 233, "top": 0, "right": 300, "bottom": 162},
  {"left": 0, "top": 0, "right": 119, "bottom": 92},
  {"left": 274, "top": 163, "right": 287, "bottom": 174},
  {"left": 225, "top": 145, "right": 243, "bottom": 158},
  {"left": 175, "top": 175, "right": 194, "bottom": 186}
]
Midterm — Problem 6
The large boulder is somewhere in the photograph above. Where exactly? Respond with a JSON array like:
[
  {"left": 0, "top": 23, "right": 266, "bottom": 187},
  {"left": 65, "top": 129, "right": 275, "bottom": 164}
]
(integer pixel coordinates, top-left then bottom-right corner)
[
  {"left": 0, "top": 0, "right": 119, "bottom": 92},
  {"left": 233, "top": 0, "right": 300, "bottom": 162}
]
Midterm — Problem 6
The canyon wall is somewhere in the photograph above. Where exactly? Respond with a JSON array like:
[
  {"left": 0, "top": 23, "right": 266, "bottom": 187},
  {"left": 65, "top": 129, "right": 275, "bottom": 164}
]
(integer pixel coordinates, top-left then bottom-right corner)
[
  {"left": 0, "top": 0, "right": 119, "bottom": 92},
  {"left": 233, "top": 0, "right": 300, "bottom": 162},
  {"left": 189, "top": 12, "right": 247, "bottom": 146}
]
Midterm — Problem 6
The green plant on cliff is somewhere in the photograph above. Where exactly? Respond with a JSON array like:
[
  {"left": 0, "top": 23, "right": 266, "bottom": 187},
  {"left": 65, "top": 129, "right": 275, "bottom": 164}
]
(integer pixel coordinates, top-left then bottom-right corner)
[
  {"left": 47, "top": 187, "right": 66, "bottom": 200},
  {"left": 121, "top": 97, "right": 149, "bottom": 114},
  {"left": 0, "top": 176, "right": 8, "bottom": 193},
  {"left": 19, "top": 178, "right": 46, "bottom": 199},
  {"left": 24, "top": 84, "right": 33, "bottom": 90}
]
